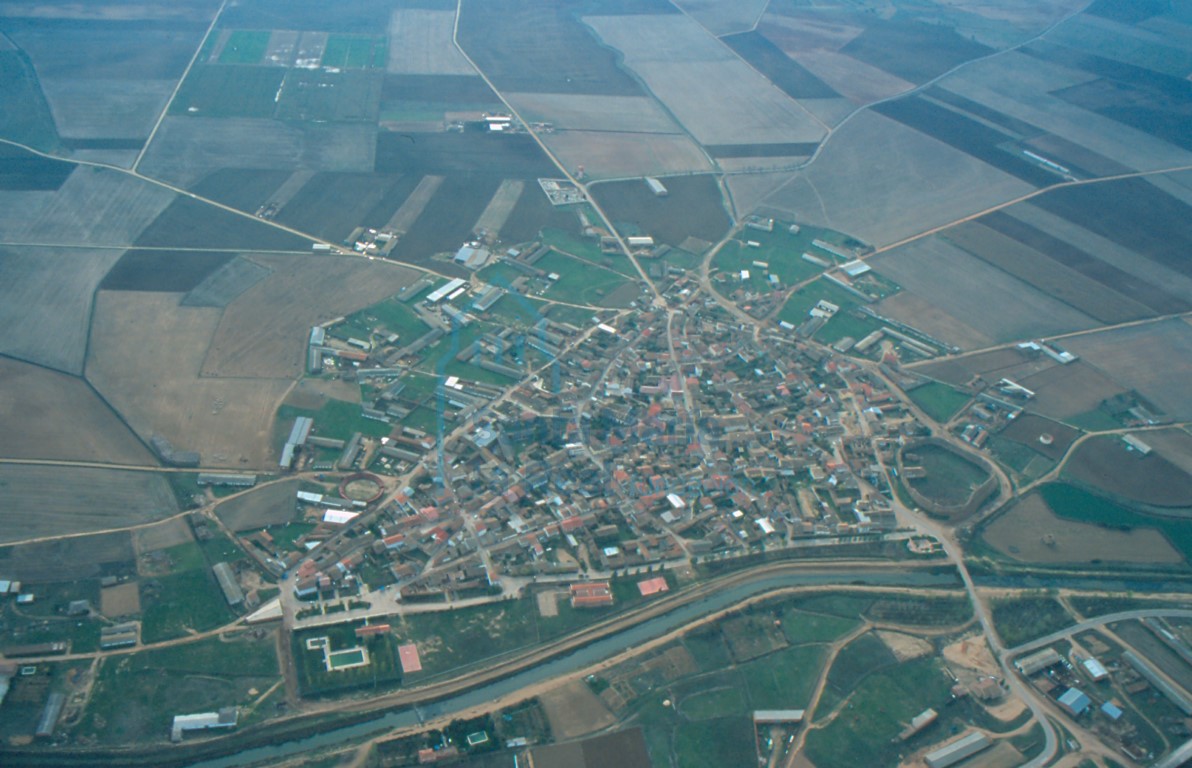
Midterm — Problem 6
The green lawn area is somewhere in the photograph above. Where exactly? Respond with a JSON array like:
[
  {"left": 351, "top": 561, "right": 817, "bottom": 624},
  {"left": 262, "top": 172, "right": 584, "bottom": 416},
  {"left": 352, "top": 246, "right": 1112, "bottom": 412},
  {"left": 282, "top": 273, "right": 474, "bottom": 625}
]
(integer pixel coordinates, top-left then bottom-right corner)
[
  {"left": 535, "top": 250, "right": 633, "bottom": 306},
  {"left": 218, "top": 30, "right": 270, "bottom": 64},
  {"left": 680, "top": 686, "right": 746, "bottom": 720},
  {"left": 805, "top": 657, "right": 954, "bottom": 768},
  {"left": 905, "top": 444, "right": 990, "bottom": 507},
  {"left": 674, "top": 716, "right": 755, "bottom": 768},
  {"left": 351, "top": 298, "right": 430, "bottom": 343},
  {"left": 907, "top": 381, "right": 971, "bottom": 422},
  {"left": 540, "top": 227, "right": 608, "bottom": 264},
  {"left": 140, "top": 569, "right": 236, "bottom": 643},
  {"left": 740, "top": 644, "right": 826, "bottom": 708},
  {"left": 783, "top": 611, "right": 860, "bottom": 645},
  {"left": 74, "top": 632, "right": 278, "bottom": 744},
  {"left": 1040, "top": 482, "right": 1192, "bottom": 562},
  {"left": 776, "top": 277, "right": 866, "bottom": 328},
  {"left": 990, "top": 595, "right": 1072, "bottom": 648},
  {"left": 277, "top": 398, "right": 391, "bottom": 443},
  {"left": 822, "top": 632, "right": 898, "bottom": 699},
  {"left": 1064, "top": 407, "right": 1122, "bottom": 431}
]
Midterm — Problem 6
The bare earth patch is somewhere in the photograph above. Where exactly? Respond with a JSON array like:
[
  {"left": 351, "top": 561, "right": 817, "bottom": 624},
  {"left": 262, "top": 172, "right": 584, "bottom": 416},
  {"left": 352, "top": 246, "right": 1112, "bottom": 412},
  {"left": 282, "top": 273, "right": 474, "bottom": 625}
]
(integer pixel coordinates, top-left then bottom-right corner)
[
  {"left": 876, "top": 630, "right": 932, "bottom": 662},
  {"left": 100, "top": 581, "right": 142, "bottom": 618},
  {"left": 540, "top": 679, "right": 616, "bottom": 740}
]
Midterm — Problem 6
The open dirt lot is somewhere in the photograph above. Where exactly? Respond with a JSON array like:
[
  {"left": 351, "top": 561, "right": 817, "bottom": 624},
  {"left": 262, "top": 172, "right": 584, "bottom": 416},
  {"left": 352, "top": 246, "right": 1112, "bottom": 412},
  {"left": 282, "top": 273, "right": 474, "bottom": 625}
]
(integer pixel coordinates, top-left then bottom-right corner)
[
  {"left": 9, "top": 166, "right": 175, "bottom": 247},
  {"left": 763, "top": 111, "right": 1033, "bottom": 248},
  {"left": 871, "top": 235, "right": 1097, "bottom": 345},
  {"left": 215, "top": 479, "right": 301, "bottom": 533},
  {"left": 386, "top": 9, "right": 474, "bottom": 75},
  {"left": 87, "top": 291, "right": 293, "bottom": 469},
  {"left": 1064, "top": 435, "right": 1192, "bottom": 508},
  {"left": 540, "top": 131, "right": 712, "bottom": 180},
  {"left": 540, "top": 679, "right": 616, "bottom": 740},
  {"left": 507, "top": 93, "right": 682, "bottom": 134},
  {"left": 982, "top": 492, "right": 1183, "bottom": 565},
  {"left": 876, "top": 631, "right": 932, "bottom": 661},
  {"left": 873, "top": 292, "right": 996, "bottom": 352},
  {"left": 100, "top": 581, "right": 141, "bottom": 618},
  {"left": 0, "top": 246, "right": 123, "bottom": 374},
  {"left": 1062, "top": 319, "right": 1192, "bottom": 421},
  {"left": 587, "top": 14, "right": 826, "bottom": 146},
  {"left": 138, "top": 117, "right": 376, "bottom": 188},
  {"left": 0, "top": 358, "right": 153, "bottom": 464},
  {"left": 200, "top": 254, "right": 420, "bottom": 379},
  {"left": 0, "top": 465, "right": 177, "bottom": 545}
]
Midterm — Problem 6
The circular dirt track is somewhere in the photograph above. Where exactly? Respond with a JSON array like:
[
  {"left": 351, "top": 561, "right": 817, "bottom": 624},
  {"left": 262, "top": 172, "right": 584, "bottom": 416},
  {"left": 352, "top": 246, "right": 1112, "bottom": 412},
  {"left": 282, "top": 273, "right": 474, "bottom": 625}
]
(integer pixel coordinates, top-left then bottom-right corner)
[{"left": 340, "top": 472, "right": 384, "bottom": 503}]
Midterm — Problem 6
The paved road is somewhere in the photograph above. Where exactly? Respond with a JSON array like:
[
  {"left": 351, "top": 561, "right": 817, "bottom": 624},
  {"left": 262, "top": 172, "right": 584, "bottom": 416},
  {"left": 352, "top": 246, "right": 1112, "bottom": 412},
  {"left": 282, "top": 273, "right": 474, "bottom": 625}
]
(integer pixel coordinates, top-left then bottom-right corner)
[{"left": 1007, "top": 608, "right": 1192, "bottom": 657}]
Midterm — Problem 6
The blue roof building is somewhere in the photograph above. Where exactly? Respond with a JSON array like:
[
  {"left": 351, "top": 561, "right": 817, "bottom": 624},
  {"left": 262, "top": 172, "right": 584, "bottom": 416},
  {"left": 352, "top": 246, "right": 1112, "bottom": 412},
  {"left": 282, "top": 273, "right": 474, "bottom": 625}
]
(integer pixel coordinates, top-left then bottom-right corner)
[
  {"left": 1101, "top": 701, "right": 1124, "bottom": 721},
  {"left": 1058, "top": 687, "right": 1091, "bottom": 716}
]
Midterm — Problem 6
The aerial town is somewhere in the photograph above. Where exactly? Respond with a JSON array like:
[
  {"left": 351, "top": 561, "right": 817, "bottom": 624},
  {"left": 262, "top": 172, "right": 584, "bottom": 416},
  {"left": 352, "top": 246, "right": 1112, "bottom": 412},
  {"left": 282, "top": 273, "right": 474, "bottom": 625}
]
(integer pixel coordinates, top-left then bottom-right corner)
[{"left": 3, "top": 2, "right": 1192, "bottom": 768}]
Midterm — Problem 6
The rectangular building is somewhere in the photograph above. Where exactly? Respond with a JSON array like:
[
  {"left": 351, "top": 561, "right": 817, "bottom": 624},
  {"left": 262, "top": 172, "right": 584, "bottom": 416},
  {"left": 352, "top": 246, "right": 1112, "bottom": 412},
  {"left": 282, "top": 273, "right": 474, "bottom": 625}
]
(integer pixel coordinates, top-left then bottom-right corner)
[
  {"left": 212, "top": 562, "right": 245, "bottom": 606},
  {"left": 925, "top": 732, "right": 991, "bottom": 768}
]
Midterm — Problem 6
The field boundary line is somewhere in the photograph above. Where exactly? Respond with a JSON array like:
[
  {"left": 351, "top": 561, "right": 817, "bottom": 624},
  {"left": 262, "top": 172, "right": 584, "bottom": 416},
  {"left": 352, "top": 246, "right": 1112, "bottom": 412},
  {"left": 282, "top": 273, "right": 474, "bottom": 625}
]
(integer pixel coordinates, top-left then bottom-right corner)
[{"left": 133, "top": 0, "right": 230, "bottom": 172}]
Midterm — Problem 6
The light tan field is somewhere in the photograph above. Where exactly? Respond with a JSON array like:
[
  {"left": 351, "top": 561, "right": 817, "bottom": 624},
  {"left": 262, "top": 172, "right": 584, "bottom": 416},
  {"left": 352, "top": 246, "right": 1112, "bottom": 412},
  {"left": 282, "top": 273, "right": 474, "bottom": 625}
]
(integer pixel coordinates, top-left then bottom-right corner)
[
  {"left": 386, "top": 9, "right": 475, "bottom": 75},
  {"left": 0, "top": 357, "right": 155, "bottom": 464},
  {"left": 87, "top": 290, "right": 292, "bottom": 469},
  {"left": 0, "top": 465, "right": 177, "bottom": 544},
  {"left": 876, "top": 630, "right": 932, "bottom": 661},
  {"left": 764, "top": 111, "right": 1034, "bottom": 248},
  {"left": 200, "top": 254, "right": 421, "bottom": 379},
  {"left": 792, "top": 50, "right": 913, "bottom": 104},
  {"left": 941, "top": 51, "right": 1192, "bottom": 173},
  {"left": 1062, "top": 319, "right": 1192, "bottom": 421},
  {"left": 586, "top": 14, "right": 826, "bottom": 146},
  {"left": 541, "top": 131, "right": 712, "bottom": 179},
  {"left": 473, "top": 179, "right": 524, "bottom": 238},
  {"left": 0, "top": 246, "right": 123, "bottom": 373},
  {"left": 982, "top": 493, "right": 1183, "bottom": 565},
  {"left": 870, "top": 235, "right": 1096, "bottom": 343},
  {"left": 11, "top": 167, "right": 175, "bottom": 247},
  {"left": 101, "top": 582, "right": 141, "bottom": 617},
  {"left": 506, "top": 93, "right": 682, "bottom": 134}
]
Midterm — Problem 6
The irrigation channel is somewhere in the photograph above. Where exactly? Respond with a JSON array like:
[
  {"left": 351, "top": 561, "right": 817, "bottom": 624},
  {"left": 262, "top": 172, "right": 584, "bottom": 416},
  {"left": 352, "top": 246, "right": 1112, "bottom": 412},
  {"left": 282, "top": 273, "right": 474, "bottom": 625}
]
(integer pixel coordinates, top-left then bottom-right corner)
[{"left": 187, "top": 567, "right": 959, "bottom": 767}]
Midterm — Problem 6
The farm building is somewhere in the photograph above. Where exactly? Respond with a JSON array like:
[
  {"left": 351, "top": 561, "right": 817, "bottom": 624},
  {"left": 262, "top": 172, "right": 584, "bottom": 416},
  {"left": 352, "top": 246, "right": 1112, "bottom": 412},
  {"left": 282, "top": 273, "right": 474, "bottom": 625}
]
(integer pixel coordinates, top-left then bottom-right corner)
[
  {"left": 645, "top": 177, "right": 668, "bottom": 197},
  {"left": 171, "top": 707, "right": 239, "bottom": 742},
  {"left": 925, "top": 731, "right": 991, "bottom": 768},
  {"left": 398, "top": 643, "right": 422, "bottom": 674},
  {"left": 570, "top": 582, "right": 614, "bottom": 608},
  {"left": 212, "top": 562, "right": 245, "bottom": 607},
  {"left": 100, "top": 622, "right": 138, "bottom": 650},
  {"left": 197, "top": 473, "right": 257, "bottom": 488},
  {"left": 426, "top": 278, "right": 466, "bottom": 304},
  {"left": 36, "top": 692, "right": 66, "bottom": 738},
  {"left": 1082, "top": 658, "right": 1108, "bottom": 682},
  {"left": 1123, "top": 651, "right": 1192, "bottom": 715},
  {"left": 1015, "top": 647, "right": 1062, "bottom": 676},
  {"left": 1058, "top": 688, "right": 1090, "bottom": 716},
  {"left": 753, "top": 710, "right": 804, "bottom": 723}
]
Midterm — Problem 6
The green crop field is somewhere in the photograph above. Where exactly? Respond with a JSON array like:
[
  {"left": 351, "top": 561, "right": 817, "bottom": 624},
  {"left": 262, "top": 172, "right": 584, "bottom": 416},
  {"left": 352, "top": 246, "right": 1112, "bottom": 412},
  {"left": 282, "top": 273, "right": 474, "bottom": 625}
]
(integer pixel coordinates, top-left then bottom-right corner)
[
  {"left": 140, "top": 569, "right": 236, "bottom": 643},
  {"left": 0, "top": 51, "right": 60, "bottom": 151},
  {"left": 276, "top": 399, "right": 392, "bottom": 444},
  {"left": 907, "top": 381, "right": 971, "bottom": 422},
  {"left": 219, "top": 30, "right": 271, "bottom": 64},
  {"left": 783, "top": 611, "right": 860, "bottom": 645},
  {"left": 322, "top": 34, "right": 387, "bottom": 69}
]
